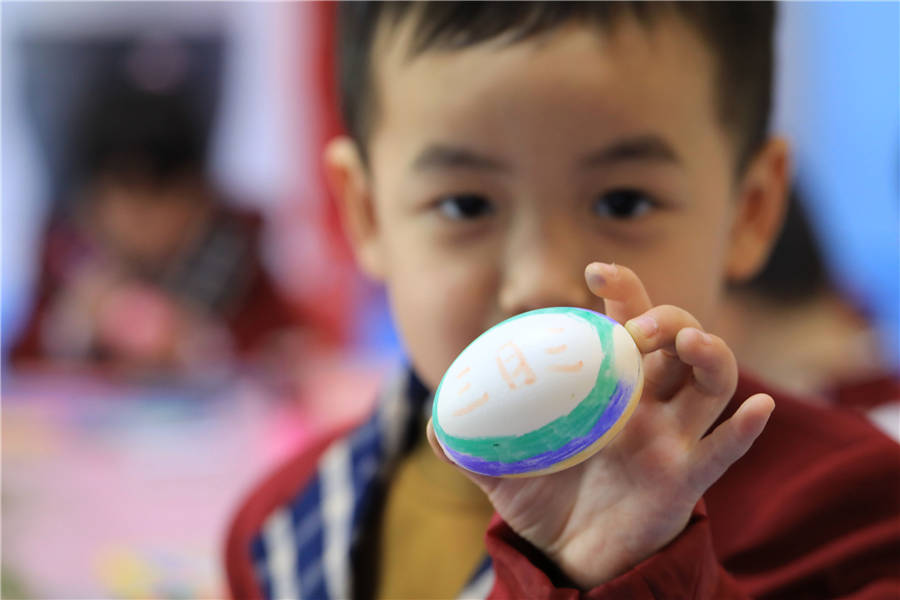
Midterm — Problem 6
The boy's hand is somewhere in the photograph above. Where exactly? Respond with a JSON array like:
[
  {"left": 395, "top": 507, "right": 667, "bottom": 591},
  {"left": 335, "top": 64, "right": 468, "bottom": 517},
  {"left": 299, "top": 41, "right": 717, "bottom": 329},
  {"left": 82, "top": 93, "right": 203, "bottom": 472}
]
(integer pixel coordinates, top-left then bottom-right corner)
[{"left": 426, "top": 262, "right": 774, "bottom": 589}]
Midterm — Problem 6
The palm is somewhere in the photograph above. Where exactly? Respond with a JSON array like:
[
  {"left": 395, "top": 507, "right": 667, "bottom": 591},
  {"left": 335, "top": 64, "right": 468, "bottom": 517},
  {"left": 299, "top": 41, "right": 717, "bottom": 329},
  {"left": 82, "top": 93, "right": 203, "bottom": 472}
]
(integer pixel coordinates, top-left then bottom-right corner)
[
  {"left": 427, "top": 263, "right": 774, "bottom": 588},
  {"left": 472, "top": 385, "right": 701, "bottom": 581}
]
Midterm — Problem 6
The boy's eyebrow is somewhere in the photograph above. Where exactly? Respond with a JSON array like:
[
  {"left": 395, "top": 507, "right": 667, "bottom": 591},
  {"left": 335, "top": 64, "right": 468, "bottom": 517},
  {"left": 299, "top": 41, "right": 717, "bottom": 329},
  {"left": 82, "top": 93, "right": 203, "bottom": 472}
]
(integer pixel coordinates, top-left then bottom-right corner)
[
  {"left": 411, "top": 135, "right": 680, "bottom": 173},
  {"left": 411, "top": 144, "right": 510, "bottom": 173},
  {"left": 579, "top": 135, "right": 682, "bottom": 168}
]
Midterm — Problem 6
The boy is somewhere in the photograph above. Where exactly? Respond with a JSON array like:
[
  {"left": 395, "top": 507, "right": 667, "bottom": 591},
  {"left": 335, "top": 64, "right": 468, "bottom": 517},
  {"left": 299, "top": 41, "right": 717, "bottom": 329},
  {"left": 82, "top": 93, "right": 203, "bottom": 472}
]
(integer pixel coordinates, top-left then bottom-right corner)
[{"left": 227, "top": 3, "right": 899, "bottom": 598}]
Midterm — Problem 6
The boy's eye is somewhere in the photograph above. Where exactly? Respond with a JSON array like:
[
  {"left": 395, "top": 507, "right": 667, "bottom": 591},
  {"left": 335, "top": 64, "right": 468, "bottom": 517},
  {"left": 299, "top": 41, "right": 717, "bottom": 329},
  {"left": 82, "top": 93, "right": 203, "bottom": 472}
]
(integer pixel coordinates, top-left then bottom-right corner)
[
  {"left": 592, "top": 189, "right": 655, "bottom": 219},
  {"left": 437, "top": 194, "right": 494, "bottom": 220}
]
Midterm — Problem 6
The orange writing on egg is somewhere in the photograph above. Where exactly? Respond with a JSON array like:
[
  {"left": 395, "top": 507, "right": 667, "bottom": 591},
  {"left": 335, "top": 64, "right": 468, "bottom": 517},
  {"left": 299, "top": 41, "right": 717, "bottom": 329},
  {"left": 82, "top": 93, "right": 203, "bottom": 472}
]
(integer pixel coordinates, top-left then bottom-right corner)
[
  {"left": 496, "top": 342, "right": 537, "bottom": 390},
  {"left": 548, "top": 360, "right": 584, "bottom": 373},
  {"left": 453, "top": 392, "right": 490, "bottom": 416}
]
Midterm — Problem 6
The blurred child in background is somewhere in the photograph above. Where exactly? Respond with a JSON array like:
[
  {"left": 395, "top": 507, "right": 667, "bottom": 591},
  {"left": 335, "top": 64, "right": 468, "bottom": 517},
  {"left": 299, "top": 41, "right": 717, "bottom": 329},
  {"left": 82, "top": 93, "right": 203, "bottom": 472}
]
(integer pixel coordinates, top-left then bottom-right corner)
[
  {"left": 720, "top": 190, "right": 899, "bottom": 435},
  {"left": 11, "top": 81, "right": 300, "bottom": 375}
]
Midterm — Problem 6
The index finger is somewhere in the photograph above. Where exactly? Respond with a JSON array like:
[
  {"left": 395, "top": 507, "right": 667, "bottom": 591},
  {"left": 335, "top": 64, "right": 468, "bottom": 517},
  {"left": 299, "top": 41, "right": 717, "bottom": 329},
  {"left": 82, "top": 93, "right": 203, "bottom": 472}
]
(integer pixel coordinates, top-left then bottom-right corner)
[{"left": 584, "top": 262, "right": 653, "bottom": 324}]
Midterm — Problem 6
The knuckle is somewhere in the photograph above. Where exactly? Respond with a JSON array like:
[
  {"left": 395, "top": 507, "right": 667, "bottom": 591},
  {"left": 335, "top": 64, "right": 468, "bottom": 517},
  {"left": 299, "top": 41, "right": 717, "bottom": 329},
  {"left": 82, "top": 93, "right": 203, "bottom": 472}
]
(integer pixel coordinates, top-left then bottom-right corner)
[
  {"left": 653, "top": 303, "right": 679, "bottom": 314},
  {"left": 656, "top": 305, "right": 701, "bottom": 330},
  {"left": 616, "top": 264, "right": 637, "bottom": 281}
]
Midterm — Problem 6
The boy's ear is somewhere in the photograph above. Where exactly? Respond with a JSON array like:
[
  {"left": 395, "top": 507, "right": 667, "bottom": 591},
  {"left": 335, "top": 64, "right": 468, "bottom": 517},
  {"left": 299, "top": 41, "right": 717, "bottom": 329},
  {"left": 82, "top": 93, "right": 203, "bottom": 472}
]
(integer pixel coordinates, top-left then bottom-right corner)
[
  {"left": 725, "top": 137, "right": 791, "bottom": 282},
  {"left": 324, "top": 137, "right": 385, "bottom": 281}
]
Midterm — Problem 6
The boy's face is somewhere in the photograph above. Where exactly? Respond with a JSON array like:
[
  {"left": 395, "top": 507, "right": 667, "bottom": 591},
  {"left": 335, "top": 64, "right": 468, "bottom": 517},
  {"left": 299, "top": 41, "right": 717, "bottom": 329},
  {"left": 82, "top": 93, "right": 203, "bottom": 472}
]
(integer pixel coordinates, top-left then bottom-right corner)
[{"left": 329, "top": 16, "right": 788, "bottom": 391}]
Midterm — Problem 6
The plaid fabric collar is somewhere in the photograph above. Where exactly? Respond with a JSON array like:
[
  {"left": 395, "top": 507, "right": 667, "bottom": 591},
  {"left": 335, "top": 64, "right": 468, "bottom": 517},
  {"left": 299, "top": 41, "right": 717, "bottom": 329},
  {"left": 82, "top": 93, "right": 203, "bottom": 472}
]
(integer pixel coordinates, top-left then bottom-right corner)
[{"left": 251, "top": 367, "right": 495, "bottom": 599}]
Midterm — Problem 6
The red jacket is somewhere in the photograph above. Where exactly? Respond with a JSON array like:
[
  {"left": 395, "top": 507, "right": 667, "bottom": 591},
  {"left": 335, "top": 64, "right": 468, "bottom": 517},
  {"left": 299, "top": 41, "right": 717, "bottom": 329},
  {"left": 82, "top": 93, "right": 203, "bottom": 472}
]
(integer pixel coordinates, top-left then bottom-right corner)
[{"left": 226, "top": 373, "right": 900, "bottom": 599}]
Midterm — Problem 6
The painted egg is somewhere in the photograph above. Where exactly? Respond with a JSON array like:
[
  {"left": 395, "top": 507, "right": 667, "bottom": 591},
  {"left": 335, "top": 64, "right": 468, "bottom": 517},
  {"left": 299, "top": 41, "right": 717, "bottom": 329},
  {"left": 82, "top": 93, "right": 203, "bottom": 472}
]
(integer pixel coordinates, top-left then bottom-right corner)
[{"left": 432, "top": 307, "right": 643, "bottom": 477}]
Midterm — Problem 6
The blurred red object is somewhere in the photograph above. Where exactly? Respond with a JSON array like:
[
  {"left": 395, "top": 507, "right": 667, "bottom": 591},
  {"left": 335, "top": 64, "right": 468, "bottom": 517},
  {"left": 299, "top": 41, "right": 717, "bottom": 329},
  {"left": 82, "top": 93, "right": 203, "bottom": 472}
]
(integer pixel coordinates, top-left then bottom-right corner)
[{"left": 268, "top": 2, "right": 362, "bottom": 350}]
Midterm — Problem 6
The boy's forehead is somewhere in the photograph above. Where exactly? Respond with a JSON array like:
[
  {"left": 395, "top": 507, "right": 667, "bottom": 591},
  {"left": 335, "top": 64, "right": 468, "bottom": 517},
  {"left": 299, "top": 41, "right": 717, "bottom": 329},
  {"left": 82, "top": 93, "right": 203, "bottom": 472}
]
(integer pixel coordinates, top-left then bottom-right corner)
[
  {"left": 371, "top": 9, "right": 710, "bottom": 86},
  {"left": 368, "top": 13, "right": 724, "bottom": 170}
]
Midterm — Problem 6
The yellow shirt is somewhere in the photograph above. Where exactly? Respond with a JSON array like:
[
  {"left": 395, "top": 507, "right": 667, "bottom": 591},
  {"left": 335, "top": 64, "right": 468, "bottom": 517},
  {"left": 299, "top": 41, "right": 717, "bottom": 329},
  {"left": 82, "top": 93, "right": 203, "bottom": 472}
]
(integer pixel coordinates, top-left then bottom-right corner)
[{"left": 377, "top": 425, "right": 495, "bottom": 599}]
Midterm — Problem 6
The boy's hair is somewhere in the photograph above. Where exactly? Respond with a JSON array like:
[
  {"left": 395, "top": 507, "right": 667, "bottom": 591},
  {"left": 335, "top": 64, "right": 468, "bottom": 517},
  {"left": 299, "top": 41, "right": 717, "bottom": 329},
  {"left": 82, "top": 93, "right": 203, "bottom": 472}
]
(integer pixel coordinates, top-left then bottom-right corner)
[{"left": 337, "top": 1, "right": 775, "bottom": 174}]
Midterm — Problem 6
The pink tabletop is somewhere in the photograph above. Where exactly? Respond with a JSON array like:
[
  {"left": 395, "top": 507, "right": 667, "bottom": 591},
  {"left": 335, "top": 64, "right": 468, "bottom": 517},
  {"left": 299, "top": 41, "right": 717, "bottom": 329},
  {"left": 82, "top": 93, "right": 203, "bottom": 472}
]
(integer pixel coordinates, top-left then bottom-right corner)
[{"left": 2, "top": 359, "right": 384, "bottom": 598}]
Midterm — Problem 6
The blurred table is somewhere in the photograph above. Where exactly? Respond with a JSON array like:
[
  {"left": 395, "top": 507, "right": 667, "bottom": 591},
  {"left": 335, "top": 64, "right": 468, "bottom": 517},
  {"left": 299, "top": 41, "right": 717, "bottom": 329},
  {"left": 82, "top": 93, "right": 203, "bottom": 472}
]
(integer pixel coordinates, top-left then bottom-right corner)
[{"left": 2, "top": 359, "right": 384, "bottom": 598}]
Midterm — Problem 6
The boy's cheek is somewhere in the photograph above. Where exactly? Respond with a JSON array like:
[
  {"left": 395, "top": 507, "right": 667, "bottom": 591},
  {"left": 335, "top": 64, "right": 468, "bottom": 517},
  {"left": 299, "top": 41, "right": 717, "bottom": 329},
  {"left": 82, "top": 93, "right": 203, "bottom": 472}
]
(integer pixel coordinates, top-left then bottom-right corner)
[{"left": 387, "top": 270, "right": 497, "bottom": 390}]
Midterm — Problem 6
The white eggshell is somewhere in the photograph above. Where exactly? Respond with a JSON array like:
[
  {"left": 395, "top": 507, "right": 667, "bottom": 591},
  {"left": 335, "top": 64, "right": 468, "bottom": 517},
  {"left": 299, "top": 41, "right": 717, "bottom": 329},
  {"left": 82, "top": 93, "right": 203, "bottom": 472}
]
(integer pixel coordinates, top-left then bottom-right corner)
[
  {"left": 432, "top": 307, "right": 643, "bottom": 477},
  {"left": 437, "top": 311, "right": 605, "bottom": 437}
]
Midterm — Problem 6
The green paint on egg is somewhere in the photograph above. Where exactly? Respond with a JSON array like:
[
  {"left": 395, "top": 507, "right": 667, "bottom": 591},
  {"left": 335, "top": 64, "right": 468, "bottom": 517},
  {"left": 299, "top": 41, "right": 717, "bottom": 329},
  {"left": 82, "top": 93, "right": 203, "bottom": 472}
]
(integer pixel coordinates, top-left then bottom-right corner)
[{"left": 432, "top": 307, "right": 619, "bottom": 464}]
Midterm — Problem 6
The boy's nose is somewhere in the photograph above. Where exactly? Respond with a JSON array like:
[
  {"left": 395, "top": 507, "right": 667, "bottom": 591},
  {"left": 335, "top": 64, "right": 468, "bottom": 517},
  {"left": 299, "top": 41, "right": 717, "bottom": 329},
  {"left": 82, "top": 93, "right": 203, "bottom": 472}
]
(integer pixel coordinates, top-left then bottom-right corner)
[{"left": 498, "top": 228, "right": 592, "bottom": 317}]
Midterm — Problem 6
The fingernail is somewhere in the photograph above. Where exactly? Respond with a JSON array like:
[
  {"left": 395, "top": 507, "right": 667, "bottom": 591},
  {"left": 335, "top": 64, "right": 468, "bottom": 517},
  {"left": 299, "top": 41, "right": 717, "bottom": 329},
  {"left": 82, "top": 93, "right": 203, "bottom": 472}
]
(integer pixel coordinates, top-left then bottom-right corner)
[
  {"left": 628, "top": 315, "right": 658, "bottom": 337},
  {"left": 598, "top": 262, "right": 617, "bottom": 278},
  {"left": 586, "top": 264, "right": 605, "bottom": 287},
  {"left": 696, "top": 329, "right": 712, "bottom": 345}
]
